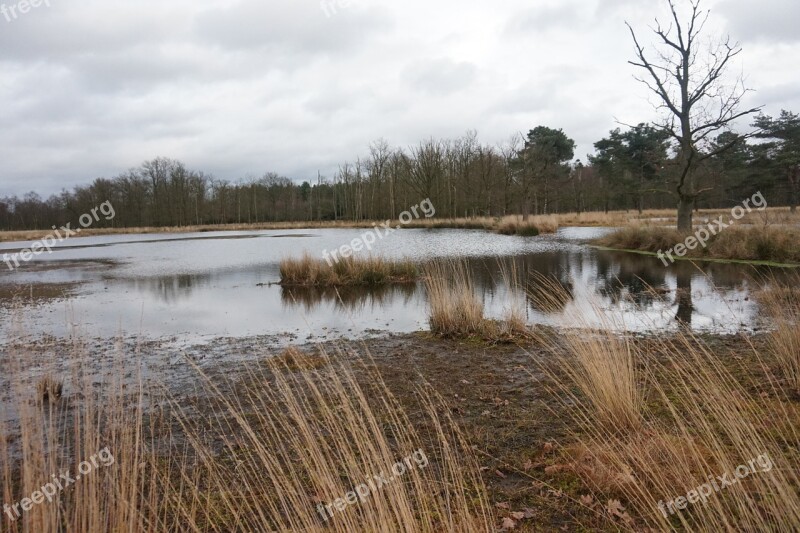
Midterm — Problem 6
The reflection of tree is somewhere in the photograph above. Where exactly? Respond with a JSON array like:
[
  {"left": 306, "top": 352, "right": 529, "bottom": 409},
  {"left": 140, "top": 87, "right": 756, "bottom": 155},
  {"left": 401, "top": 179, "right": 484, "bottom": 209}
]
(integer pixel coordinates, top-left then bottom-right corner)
[
  {"left": 593, "top": 251, "right": 669, "bottom": 307},
  {"left": 127, "top": 273, "right": 212, "bottom": 304},
  {"left": 675, "top": 270, "right": 694, "bottom": 326},
  {"left": 281, "top": 283, "right": 417, "bottom": 312}
]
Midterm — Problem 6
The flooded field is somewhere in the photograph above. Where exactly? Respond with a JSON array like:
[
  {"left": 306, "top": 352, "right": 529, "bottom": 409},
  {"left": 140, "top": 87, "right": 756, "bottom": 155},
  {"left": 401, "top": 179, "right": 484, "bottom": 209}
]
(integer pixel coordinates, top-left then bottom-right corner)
[{"left": 0, "top": 227, "right": 774, "bottom": 345}]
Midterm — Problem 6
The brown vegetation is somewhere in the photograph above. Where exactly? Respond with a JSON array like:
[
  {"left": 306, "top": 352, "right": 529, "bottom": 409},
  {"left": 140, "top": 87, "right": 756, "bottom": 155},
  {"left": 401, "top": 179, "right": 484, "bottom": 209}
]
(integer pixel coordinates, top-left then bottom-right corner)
[
  {"left": 597, "top": 224, "right": 800, "bottom": 264},
  {"left": 424, "top": 260, "right": 530, "bottom": 342},
  {"left": 0, "top": 341, "right": 493, "bottom": 532},
  {"left": 529, "top": 281, "right": 800, "bottom": 531},
  {"left": 279, "top": 254, "right": 418, "bottom": 287}
]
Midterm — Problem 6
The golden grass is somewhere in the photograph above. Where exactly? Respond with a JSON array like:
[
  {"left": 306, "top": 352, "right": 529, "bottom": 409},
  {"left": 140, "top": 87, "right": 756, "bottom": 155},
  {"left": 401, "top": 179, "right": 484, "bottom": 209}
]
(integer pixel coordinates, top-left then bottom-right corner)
[
  {"left": 1, "top": 207, "right": 795, "bottom": 243},
  {"left": 424, "top": 260, "right": 530, "bottom": 342},
  {"left": 424, "top": 260, "right": 486, "bottom": 339},
  {"left": 1, "top": 338, "right": 494, "bottom": 532},
  {"left": 760, "top": 282, "right": 800, "bottom": 393},
  {"left": 598, "top": 225, "right": 800, "bottom": 264},
  {"left": 530, "top": 281, "right": 800, "bottom": 531},
  {"left": 280, "top": 254, "right": 418, "bottom": 287}
]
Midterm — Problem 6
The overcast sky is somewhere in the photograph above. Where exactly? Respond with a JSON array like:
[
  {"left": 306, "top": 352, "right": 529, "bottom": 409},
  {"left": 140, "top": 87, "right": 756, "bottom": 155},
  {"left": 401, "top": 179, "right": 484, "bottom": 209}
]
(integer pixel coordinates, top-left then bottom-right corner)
[{"left": 0, "top": 0, "right": 797, "bottom": 197}]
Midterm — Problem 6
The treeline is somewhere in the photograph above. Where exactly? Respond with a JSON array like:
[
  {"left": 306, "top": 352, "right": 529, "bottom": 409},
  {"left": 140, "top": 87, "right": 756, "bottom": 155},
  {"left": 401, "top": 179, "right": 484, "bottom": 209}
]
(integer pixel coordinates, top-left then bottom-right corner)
[{"left": 2, "top": 111, "right": 798, "bottom": 231}]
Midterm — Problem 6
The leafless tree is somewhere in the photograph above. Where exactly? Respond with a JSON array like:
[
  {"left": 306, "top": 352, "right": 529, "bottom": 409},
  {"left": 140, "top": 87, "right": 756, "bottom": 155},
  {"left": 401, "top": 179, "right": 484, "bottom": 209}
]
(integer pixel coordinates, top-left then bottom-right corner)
[{"left": 627, "top": 0, "right": 761, "bottom": 230}]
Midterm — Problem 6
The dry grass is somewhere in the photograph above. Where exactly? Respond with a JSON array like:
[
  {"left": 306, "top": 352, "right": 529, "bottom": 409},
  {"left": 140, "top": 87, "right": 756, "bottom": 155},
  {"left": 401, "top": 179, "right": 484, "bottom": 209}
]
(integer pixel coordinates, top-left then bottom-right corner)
[
  {"left": 759, "top": 281, "right": 800, "bottom": 393},
  {"left": 2, "top": 207, "right": 795, "bottom": 244},
  {"left": 424, "top": 260, "right": 486, "bottom": 338},
  {"left": 424, "top": 260, "right": 530, "bottom": 342},
  {"left": 597, "top": 225, "right": 800, "bottom": 264},
  {"left": 530, "top": 281, "right": 800, "bottom": 531},
  {"left": 280, "top": 254, "right": 418, "bottom": 287},
  {"left": 1, "top": 337, "right": 493, "bottom": 532}
]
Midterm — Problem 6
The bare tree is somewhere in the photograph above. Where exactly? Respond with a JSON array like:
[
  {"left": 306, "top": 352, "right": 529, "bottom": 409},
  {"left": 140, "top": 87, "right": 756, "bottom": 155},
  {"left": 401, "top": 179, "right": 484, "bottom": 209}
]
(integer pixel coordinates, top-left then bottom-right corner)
[{"left": 627, "top": 0, "right": 761, "bottom": 230}]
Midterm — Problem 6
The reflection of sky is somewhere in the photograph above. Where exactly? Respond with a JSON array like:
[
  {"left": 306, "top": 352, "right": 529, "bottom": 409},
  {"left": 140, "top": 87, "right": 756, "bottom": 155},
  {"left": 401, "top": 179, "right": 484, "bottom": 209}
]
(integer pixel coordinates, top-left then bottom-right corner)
[{"left": 0, "top": 228, "right": 774, "bottom": 343}]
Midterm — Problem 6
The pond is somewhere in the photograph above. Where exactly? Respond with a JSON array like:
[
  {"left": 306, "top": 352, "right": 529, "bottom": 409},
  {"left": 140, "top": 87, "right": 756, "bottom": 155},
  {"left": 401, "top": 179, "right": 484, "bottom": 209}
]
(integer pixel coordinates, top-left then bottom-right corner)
[{"left": 0, "top": 227, "right": 777, "bottom": 344}]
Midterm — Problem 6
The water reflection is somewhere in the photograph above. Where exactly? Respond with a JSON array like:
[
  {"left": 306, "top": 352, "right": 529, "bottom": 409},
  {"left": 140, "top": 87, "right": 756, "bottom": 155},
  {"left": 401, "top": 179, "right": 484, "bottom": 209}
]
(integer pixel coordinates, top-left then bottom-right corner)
[
  {"left": 1, "top": 227, "right": 786, "bottom": 342},
  {"left": 281, "top": 283, "right": 418, "bottom": 312}
]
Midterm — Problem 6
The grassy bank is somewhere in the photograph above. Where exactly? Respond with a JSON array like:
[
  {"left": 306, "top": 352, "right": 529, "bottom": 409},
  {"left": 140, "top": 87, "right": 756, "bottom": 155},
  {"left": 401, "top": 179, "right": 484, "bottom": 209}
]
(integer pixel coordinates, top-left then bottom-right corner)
[
  {"left": 596, "top": 225, "right": 800, "bottom": 265},
  {"left": 2, "top": 207, "right": 797, "bottom": 243},
  {"left": 280, "top": 254, "right": 418, "bottom": 287}
]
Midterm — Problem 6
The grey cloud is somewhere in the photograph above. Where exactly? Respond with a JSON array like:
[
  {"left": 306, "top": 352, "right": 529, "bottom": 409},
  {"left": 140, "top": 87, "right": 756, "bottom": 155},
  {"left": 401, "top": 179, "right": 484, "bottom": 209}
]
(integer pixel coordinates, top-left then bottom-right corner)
[
  {"left": 718, "top": 0, "right": 800, "bottom": 43},
  {"left": 402, "top": 58, "right": 477, "bottom": 96}
]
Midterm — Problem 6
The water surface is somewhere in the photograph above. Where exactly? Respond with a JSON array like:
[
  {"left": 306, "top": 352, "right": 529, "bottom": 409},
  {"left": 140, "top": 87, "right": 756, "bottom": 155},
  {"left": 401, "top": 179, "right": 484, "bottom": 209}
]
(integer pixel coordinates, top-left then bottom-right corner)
[{"left": 0, "top": 227, "right": 774, "bottom": 344}]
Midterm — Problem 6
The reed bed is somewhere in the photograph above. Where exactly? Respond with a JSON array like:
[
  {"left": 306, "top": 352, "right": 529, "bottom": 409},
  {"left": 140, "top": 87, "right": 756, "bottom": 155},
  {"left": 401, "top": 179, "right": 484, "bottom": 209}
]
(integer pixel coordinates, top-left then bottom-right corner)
[
  {"left": 0, "top": 338, "right": 493, "bottom": 532},
  {"left": 597, "top": 225, "right": 800, "bottom": 264},
  {"left": 280, "top": 254, "right": 418, "bottom": 287},
  {"left": 529, "top": 280, "right": 800, "bottom": 532},
  {"left": 759, "top": 280, "right": 800, "bottom": 393}
]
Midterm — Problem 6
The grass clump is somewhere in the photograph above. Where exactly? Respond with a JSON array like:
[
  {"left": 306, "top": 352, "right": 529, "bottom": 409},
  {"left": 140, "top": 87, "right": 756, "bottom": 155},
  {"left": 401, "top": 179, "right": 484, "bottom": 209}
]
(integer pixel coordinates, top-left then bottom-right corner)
[
  {"left": 760, "top": 281, "right": 800, "bottom": 393},
  {"left": 530, "top": 281, "right": 800, "bottom": 531},
  {"left": 494, "top": 215, "right": 559, "bottom": 236},
  {"left": 597, "top": 225, "right": 800, "bottom": 264},
  {"left": 424, "top": 260, "right": 530, "bottom": 342},
  {"left": 280, "top": 254, "right": 418, "bottom": 287},
  {"left": 1, "top": 337, "right": 494, "bottom": 532}
]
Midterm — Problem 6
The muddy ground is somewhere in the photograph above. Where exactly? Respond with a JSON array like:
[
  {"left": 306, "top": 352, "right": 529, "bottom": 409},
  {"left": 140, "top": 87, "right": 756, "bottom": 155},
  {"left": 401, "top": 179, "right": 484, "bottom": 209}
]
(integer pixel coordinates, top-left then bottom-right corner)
[{"left": 4, "top": 327, "right": 779, "bottom": 532}]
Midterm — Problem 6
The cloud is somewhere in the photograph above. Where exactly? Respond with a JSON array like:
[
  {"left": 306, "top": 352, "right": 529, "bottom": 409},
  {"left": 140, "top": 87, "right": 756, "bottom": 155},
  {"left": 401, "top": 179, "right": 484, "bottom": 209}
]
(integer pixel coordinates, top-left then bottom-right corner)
[
  {"left": 718, "top": 0, "right": 800, "bottom": 43},
  {"left": 402, "top": 58, "right": 477, "bottom": 96},
  {"left": 0, "top": 0, "right": 796, "bottom": 197}
]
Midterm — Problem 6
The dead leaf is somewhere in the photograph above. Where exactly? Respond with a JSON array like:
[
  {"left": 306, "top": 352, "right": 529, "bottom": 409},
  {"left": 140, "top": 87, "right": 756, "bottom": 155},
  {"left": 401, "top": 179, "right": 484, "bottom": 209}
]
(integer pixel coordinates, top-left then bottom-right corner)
[
  {"left": 523, "top": 459, "right": 533, "bottom": 471},
  {"left": 495, "top": 469, "right": 507, "bottom": 479},
  {"left": 606, "top": 499, "right": 631, "bottom": 521},
  {"left": 510, "top": 511, "right": 525, "bottom": 520},
  {"left": 543, "top": 442, "right": 554, "bottom": 453},
  {"left": 501, "top": 517, "right": 516, "bottom": 530},
  {"left": 580, "top": 494, "right": 594, "bottom": 506},
  {"left": 495, "top": 502, "right": 511, "bottom": 510}
]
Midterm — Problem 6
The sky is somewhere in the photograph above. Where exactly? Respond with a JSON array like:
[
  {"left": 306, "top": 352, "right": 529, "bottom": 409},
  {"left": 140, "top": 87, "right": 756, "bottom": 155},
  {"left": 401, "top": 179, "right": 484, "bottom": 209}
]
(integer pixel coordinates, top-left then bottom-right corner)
[{"left": 0, "top": 0, "right": 798, "bottom": 197}]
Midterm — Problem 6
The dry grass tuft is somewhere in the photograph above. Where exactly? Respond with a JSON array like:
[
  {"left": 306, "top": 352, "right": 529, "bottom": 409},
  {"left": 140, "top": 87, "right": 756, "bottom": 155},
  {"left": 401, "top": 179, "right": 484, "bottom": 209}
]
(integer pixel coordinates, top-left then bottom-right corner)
[
  {"left": 597, "top": 225, "right": 800, "bottom": 264},
  {"left": 273, "top": 345, "right": 329, "bottom": 371},
  {"left": 494, "top": 215, "right": 559, "bottom": 236},
  {"left": 760, "top": 281, "right": 800, "bottom": 393},
  {"left": 35, "top": 376, "right": 63, "bottom": 404},
  {"left": 530, "top": 279, "right": 800, "bottom": 531},
  {"left": 424, "top": 261, "right": 486, "bottom": 338},
  {"left": 2, "top": 337, "right": 493, "bottom": 532},
  {"left": 280, "top": 254, "right": 418, "bottom": 287},
  {"left": 424, "top": 260, "right": 531, "bottom": 342}
]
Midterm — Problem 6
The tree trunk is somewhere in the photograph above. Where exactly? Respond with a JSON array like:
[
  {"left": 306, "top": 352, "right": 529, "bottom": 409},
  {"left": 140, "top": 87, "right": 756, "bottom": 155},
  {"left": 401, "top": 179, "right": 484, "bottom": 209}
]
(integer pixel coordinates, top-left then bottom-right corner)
[
  {"left": 675, "top": 269, "right": 693, "bottom": 326},
  {"left": 789, "top": 166, "right": 798, "bottom": 213},
  {"left": 677, "top": 196, "right": 694, "bottom": 231}
]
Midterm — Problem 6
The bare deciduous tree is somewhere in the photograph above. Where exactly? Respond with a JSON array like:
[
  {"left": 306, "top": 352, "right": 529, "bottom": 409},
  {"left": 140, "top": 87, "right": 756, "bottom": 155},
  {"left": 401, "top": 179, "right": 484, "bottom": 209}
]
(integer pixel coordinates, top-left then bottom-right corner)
[{"left": 627, "top": 0, "right": 761, "bottom": 230}]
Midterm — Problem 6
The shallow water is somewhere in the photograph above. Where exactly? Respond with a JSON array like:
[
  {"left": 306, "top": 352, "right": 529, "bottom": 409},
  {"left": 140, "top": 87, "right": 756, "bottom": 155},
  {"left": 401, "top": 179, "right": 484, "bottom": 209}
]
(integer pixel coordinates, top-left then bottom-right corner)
[{"left": 0, "top": 227, "right": 777, "bottom": 344}]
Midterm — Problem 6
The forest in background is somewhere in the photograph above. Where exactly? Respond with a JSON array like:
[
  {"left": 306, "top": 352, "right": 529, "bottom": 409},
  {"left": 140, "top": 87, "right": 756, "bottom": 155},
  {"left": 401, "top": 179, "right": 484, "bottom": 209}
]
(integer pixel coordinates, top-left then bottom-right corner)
[{"left": 1, "top": 111, "right": 798, "bottom": 231}]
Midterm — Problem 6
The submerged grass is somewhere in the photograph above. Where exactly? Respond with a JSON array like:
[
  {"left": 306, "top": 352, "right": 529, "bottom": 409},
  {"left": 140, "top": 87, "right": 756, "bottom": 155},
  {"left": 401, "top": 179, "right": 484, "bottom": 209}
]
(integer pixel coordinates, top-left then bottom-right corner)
[{"left": 280, "top": 254, "right": 418, "bottom": 287}]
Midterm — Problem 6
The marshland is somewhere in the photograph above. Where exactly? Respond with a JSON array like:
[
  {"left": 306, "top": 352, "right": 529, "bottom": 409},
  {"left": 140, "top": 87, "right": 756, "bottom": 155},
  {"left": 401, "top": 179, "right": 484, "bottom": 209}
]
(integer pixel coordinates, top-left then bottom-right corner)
[{"left": 3, "top": 0, "right": 800, "bottom": 532}]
